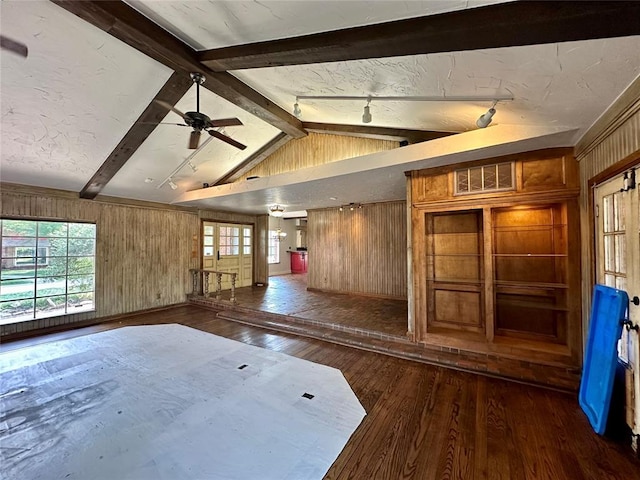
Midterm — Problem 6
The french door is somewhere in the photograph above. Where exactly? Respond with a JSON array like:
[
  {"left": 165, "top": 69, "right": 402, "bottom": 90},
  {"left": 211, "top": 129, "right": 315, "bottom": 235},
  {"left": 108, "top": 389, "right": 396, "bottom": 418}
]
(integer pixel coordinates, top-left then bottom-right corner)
[
  {"left": 595, "top": 166, "right": 640, "bottom": 442},
  {"left": 202, "top": 222, "right": 253, "bottom": 289}
]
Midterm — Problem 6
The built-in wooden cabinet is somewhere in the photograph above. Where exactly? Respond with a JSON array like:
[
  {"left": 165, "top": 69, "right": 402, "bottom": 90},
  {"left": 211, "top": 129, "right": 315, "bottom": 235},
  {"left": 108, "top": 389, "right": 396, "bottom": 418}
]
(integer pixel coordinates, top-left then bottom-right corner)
[{"left": 410, "top": 148, "right": 582, "bottom": 371}]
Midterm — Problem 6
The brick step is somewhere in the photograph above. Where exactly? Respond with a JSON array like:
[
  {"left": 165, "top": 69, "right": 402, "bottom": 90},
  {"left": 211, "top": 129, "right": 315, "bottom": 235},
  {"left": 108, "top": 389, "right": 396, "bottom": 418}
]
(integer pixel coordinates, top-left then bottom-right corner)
[{"left": 204, "top": 303, "right": 580, "bottom": 392}]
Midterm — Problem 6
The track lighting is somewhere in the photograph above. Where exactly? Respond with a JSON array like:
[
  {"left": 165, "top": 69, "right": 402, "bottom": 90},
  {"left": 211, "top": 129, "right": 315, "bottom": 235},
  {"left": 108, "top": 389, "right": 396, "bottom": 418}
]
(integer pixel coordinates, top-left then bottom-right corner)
[
  {"left": 362, "top": 97, "right": 372, "bottom": 124},
  {"left": 168, "top": 180, "right": 178, "bottom": 190},
  {"left": 476, "top": 101, "right": 498, "bottom": 128},
  {"left": 293, "top": 98, "right": 301, "bottom": 118},
  {"left": 188, "top": 161, "right": 197, "bottom": 172}
]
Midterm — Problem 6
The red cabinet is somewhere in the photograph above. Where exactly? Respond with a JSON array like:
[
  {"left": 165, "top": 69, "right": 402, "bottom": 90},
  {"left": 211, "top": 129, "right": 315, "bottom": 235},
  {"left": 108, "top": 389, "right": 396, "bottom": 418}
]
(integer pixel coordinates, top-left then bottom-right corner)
[{"left": 290, "top": 251, "right": 308, "bottom": 273}]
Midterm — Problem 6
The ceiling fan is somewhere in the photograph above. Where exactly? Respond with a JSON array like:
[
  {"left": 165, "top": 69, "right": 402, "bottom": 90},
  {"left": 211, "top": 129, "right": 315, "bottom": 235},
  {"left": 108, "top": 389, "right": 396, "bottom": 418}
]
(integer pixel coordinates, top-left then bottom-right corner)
[
  {"left": 156, "top": 72, "right": 246, "bottom": 150},
  {"left": 1, "top": 35, "right": 28, "bottom": 57}
]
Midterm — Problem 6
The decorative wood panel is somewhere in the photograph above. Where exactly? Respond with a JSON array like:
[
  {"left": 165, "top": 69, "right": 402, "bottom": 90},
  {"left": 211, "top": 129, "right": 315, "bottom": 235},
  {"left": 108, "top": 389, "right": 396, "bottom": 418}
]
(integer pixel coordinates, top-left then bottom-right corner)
[
  {"left": 238, "top": 132, "right": 398, "bottom": 181},
  {"left": 0, "top": 184, "right": 261, "bottom": 336},
  {"left": 307, "top": 201, "right": 406, "bottom": 299}
]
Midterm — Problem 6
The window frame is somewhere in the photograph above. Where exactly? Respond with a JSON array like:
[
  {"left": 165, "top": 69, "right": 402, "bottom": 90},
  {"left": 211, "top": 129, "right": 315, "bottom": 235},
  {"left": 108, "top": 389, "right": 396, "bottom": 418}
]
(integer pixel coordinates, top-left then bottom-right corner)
[
  {"left": 267, "top": 231, "right": 280, "bottom": 264},
  {"left": 1, "top": 218, "right": 97, "bottom": 324}
]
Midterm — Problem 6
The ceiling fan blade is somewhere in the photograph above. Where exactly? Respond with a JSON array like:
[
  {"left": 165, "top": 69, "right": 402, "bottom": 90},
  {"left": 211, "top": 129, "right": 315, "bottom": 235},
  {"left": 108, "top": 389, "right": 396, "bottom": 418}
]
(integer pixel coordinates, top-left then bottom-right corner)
[
  {"left": 1, "top": 35, "right": 28, "bottom": 57},
  {"left": 139, "top": 122, "right": 189, "bottom": 127},
  {"left": 207, "top": 118, "right": 243, "bottom": 128},
  {"left": 155, "top": 100, "right": 187, "bottom": 120},
  {"left": 189, "top": 130, "right": 201, "bottom": 149},
  {"left": 207, "top": 129, "right": 247, "bottom": 150}
]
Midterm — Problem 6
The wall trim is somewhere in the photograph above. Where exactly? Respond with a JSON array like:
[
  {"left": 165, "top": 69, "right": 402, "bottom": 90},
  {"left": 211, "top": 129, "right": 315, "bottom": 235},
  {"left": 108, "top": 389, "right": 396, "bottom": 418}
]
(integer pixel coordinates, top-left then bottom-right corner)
[{"left": 576, "top": 75, "right": 640, "bottom": 160}]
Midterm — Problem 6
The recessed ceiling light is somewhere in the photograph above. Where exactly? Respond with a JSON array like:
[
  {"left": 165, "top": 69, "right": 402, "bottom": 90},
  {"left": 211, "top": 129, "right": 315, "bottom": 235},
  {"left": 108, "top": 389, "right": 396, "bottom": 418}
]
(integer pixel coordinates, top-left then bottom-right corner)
[
  {"left": 329, "top": 197, "right": 337, "bottom": 200},
  {"left": 144, "top": 177, "right": 154, "bottom": 183}
]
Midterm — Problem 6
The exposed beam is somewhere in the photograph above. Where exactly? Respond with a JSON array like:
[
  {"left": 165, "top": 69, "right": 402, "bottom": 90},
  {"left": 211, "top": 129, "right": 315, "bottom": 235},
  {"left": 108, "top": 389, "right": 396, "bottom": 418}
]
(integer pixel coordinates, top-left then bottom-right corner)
[
  {"left": 214, "top": 132, "right": 290, "bottom": 185},
  {"left": 199, "top": 1, "right": 640, "bottom": 71},
  {"left": 51, "top": 0, "right": 306, "bottom": 138},
  {"left": 79, "top": 72, "right": 193, "bottom": 199},
  {"left": 301, "top": 122, "right": 455, "bottom": 144}
]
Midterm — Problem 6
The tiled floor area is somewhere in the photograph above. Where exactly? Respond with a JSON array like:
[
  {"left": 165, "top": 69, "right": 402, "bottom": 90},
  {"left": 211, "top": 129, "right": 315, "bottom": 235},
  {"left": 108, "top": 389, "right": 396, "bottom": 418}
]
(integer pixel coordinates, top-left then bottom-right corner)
[{"left": 230, "top": 273, "right": 409, "bottom": 338}]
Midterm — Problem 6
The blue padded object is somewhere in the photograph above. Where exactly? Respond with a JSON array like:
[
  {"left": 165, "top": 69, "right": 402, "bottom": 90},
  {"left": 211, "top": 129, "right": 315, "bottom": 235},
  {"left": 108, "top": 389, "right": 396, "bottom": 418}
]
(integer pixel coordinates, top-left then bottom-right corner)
[{"left": 579, "top": 284, "right": 629, "bottom": 435}]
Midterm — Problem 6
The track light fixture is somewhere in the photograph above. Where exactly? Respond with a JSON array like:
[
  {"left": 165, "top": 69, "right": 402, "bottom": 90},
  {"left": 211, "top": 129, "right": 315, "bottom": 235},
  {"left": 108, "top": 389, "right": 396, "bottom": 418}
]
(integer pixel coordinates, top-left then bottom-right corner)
[
  {"left": 339, "top": 202, "right": 362, "bottom": 211},
  {"left": 362, "top": 97, "right": 372, "bottom": 124},
  {"left": 188, "top": 161, "right": 197, "bottom": 172},
  {"left": 168, "top": 179, "right": 178, "bottom": 190},
  {"left": 476, "top": 101, "right": 498, "bottom": 128},
  {"left": 293, "top": 97, "right": 302, "bottom": 118}
]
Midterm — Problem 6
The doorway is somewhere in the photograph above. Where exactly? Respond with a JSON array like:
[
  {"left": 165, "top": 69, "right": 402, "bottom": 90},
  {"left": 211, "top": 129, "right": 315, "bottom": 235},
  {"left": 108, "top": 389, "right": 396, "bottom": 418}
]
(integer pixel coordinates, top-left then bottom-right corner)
[
  {"left": 594, "top": 164, "right": 639, "bottom": 444},
  {"left": 202, "top": 222, "right": 253, "bottom": 289}
]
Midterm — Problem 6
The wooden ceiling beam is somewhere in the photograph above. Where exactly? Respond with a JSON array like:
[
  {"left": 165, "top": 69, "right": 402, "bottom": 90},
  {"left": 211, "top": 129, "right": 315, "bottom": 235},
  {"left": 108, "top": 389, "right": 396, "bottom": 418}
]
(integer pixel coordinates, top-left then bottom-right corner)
[
  {"left": 214, "top": 132, "right": 290, "bottom": 185},
  {"left": 301, "top": 122, "right": 455, "bottom": 144},
  {"left": 52, "top": 0, "right": 306, "bottom": 139},
  {"left": 78, "top": 72, "right": 193, "bottom": 199},
  {"left": 199, "top": 1, "right": 640, "bottom": 71}
]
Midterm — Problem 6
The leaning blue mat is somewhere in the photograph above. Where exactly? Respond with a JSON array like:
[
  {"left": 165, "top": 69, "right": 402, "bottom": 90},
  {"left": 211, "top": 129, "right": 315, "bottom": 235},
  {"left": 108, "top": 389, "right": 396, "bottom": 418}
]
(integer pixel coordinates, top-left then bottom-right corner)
[{"left": 579, "top": 284, "right": 629, "bottom": 434}]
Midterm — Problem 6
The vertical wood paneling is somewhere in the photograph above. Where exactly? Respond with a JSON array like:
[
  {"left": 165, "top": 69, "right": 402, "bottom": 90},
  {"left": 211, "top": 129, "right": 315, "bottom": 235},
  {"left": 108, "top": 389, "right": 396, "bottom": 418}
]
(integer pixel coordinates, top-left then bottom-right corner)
[
  {"left": 238, "top": 133, "right": 398, "bottom": 181},
  {"left": 578, "top": 108, "right": 640, "bottom": 344},
  {"left": 0, "top": 185, "right": 259, "bottom": 336},
  {"left": 308, "top": 201, "right": 407, "bottom": 299}
]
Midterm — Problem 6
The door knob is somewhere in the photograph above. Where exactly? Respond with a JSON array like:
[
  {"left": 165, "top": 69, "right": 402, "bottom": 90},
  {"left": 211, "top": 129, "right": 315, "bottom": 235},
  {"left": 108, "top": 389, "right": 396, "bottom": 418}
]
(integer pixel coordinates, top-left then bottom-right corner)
[{"left": 632, "top": 296, "right": 640, "bottom": 306}]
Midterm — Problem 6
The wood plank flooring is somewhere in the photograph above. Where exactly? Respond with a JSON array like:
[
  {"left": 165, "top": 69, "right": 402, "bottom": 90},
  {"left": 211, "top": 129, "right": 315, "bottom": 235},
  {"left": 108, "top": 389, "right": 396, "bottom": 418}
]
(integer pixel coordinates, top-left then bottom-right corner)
[{"left": 2, "top": 305, "right": 638, "bottom": 480}]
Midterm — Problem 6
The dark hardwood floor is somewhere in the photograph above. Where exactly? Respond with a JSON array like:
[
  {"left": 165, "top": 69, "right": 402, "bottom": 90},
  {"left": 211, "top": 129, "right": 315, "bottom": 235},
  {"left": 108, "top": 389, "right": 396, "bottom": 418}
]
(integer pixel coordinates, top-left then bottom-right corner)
[{"left": 2, "top": 305, "right": 638, "bottom": 480}]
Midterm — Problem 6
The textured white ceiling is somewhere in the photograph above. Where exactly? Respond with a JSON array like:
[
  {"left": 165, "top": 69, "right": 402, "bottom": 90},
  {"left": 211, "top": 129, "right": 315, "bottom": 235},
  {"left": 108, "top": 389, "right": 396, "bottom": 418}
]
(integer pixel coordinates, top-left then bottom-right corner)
[
  {"left": 234, "top": 37, "right": 640, "bottom": 133},
  {"left": 0, "top": 1, "right": 172, "bottom": 191},
  {"left": 1, "top": 0, "right": 639, "bottom": 214},
  {"left": 126, "top": 0, "right": 507, "bottom": 50}
]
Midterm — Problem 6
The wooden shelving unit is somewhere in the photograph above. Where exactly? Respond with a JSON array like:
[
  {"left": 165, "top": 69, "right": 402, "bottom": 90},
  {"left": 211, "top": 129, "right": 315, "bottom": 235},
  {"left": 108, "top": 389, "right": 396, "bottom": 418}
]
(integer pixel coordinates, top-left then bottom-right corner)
[{"left": 409, "top": 148, "right": 582, "bottom": 373}]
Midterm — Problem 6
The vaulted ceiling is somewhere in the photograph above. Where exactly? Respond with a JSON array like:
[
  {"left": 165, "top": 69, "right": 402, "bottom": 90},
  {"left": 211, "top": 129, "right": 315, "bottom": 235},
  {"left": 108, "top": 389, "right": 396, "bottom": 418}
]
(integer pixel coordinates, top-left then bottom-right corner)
[{"left": 2, "top": 1, "right": 640, "bottom": 215}]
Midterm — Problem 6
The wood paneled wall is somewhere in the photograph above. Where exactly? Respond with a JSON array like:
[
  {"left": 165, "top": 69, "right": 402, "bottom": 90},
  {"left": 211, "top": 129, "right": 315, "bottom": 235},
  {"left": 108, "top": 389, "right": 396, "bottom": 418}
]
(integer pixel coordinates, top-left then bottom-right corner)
[
  {"left": 0, "top": 184, "right": 261, "bottom": 336},
  {"left": 307, "top": 201, "right": 407, "bottom": 299},
  {"left": 577, "top": 92, "right": 640, "bottom": 345},
  {"left": 237, "top": 132, "right": 398, "bottom": 181}
]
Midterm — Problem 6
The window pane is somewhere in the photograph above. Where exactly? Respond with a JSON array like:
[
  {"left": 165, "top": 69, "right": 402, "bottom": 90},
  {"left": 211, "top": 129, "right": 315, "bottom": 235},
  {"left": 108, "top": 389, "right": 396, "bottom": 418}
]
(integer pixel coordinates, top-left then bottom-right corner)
[
  {"left": 38, "top": 256, "right": 67, "bottom": 277},
  {"left": 204, "top": 225, "right": 214, "bottom": 235},
  {"left": 615, "top": 234, "right": 626, "bottom": 274},
  {"left": 35, "top": 295, "right": 67, "bottom": 318},
  {"left": 497, "top": 163, "right": 513, "bottom": 188},
  {"left": 604, "top": 235, "right": 614, "bottom": 272},
  {"left": 67, "top": 291, "right": 94, "bottom": 312},
  {"left": 1, "top": 267, "right": 35, "bottom": 280},
  {"left": 68, "top": 257, "right": 94, "bottom": 275},
  {"left": 68, "top": 238, "right": 95, "bottom": 256},
  {"left": 1, "top": 299, "right": 35, "bottom": 322},
  {"left": 4, "top": 236, "right": 37, "bottom": 252},
  {"left": 204, "top": 237, "right": 214, "bottom": 246},
  {"left": 37, "top": 276, "right": 66, "bottom": 296},
  {"left": 2, "top": 220, "right": 37, "bottom": 236},
  {"left": 68, "top": 275, "right": 94, "bottom": 294},
  {"left": 68, "top": 223, "right": 96, "bottom": 238},
  {"left": 38, "top": 222, "right": 68, "bottom": 237},
  {"left": 1, "top": 278, "right": 35, "bottom": 301},
  {"left": 44, "top": 237, "right": 67, "bottom": 257},
  {"left": 603, "top": 195, "right": 613, "bottom": 233},
  {"left": 469, "top": 167, "right": 483, "bottom": 191},
  {"left": 203, "top": 247, "right": 214, "bottom": 256}
]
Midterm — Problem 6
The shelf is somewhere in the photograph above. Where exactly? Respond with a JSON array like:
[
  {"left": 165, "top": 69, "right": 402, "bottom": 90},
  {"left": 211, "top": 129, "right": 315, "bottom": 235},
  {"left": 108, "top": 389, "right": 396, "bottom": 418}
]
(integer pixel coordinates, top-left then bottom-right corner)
[
  {"left": 495, "top": 280, "right": 568, "bottom": 289},
  {"left": 427, "top": 278, "right": 484, "bottom": 285},
  {"left": 493, "top": 224, "right": 567, "bottom": 231},
  {"left": 492, "top": 254, "right": 567, "bottom": 258},
  {"left": 427, "top": 253, "right": 482, "bottom": 257},
  {"left": 496, "top": 298, "right": 568, "bottom": 311}
]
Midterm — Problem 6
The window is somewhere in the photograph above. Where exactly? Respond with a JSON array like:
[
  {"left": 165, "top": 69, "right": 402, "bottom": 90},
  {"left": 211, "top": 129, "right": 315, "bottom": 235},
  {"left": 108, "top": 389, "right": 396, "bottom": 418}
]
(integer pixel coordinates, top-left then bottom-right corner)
[
  {"left": 243, "top": 227, "right": 252, "bottom": 255},
  {"left": 1, "top": 219, "right": 96, "bottom": 324},
  {"left": 267, "top": 231, "right": 280, "bottom": 264},
  {"left": 455, "top": 162, "right": 514, "bottom": 195},
  {"left": 219, "top": 226, "right": 240, "bottom": 256}
]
